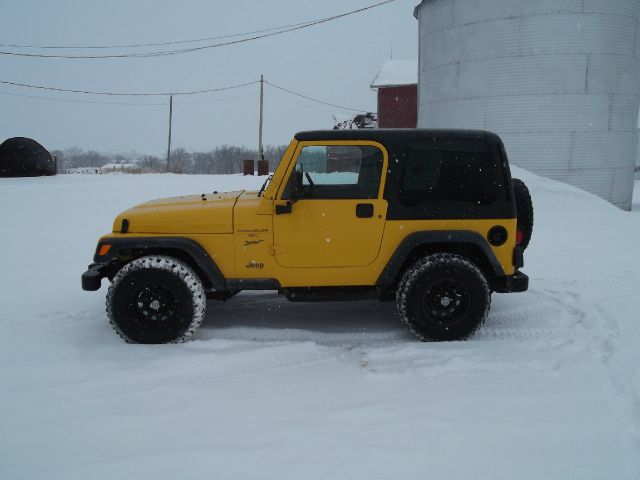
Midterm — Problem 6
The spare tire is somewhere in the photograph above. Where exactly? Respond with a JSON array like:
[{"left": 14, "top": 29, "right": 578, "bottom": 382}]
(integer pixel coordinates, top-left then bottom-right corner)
[{"left": 512, "top": 178, "right": 533, "bottom": 249}]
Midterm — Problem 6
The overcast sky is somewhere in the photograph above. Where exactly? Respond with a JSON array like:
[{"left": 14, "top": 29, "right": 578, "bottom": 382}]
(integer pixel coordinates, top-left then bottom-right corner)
[{"left": 0, "top": 0, "right": 417, "bottom": 155}]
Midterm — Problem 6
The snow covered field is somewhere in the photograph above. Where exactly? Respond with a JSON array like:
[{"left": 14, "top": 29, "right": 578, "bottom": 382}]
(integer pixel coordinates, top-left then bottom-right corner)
[{"left": 1, "top": 171, "right": 639, "bottom": 479}]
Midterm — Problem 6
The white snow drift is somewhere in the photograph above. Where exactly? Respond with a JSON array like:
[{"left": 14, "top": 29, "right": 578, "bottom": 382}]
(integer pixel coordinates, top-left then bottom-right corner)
[{"left": 1, "top": 171, "right": 639, "bottom": 480}]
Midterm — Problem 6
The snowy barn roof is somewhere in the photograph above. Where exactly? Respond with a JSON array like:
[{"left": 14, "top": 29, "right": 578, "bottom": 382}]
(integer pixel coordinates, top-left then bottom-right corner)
[{"left": 370, "top": 58, "right": 418, "bottom": 88}]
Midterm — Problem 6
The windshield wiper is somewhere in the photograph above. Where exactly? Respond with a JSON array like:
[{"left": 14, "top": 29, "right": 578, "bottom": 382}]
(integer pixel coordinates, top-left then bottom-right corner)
[{"left": 257, "top": 175, "right": 273, "bottom": 197}]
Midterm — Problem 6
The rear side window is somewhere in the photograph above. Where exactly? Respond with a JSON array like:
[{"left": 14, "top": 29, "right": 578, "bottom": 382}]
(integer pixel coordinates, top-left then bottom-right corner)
[{"left": 399, "top": 140, "right": 499, "bottom": 207}]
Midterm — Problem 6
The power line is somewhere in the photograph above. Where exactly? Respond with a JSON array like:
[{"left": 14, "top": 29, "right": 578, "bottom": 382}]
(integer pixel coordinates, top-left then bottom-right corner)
[
  {"left": 0, "top": 1, "right": 395, "bottom": 59},
  {"left": 0, "top": 90, "right": 166, "bottom": 106},
  {"left": 0, "top": 76, "right": 372, "bottom": 112},
  {"left": 175, "top": 92, "right": 258, "bottom": 105},
  {"left": 0, "top": 77, "right": 372, "bottom": 111},
  {"left": 0, "top": 79, "right": 259, "bottom": 96},
  {"left": 266, "top": 89, "right": 355, "bottom": 114},
  {"left": 265, "top": 81, "right": 370, "bottom": 113},
  {"left": 0, "top": 89, "right": 258, "bottom": 106},
  {"left": 0, "top": 21, "right": 315, "bottom": 50}
]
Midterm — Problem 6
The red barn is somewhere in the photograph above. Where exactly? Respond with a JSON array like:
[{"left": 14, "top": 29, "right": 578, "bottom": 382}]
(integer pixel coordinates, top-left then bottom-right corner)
[{"left": 371, "top": 59, "right": 418, "bottom": 128}]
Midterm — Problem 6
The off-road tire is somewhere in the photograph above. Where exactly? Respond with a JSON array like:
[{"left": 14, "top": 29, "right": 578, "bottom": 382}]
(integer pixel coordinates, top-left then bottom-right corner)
[
  {"left": 396, "top": 254, "right": 491, "bottom": 341},
  {"left": 512, "top": 178, "right": 533, "bottom": 249},
  {"left": 106, "top": 255, "right": 206, "bottom": 344}
]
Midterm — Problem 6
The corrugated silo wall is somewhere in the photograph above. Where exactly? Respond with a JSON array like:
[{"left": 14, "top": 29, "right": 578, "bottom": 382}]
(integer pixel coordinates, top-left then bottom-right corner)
[{"left": 415, "top": 0, "right": 640, "bottom": 209}]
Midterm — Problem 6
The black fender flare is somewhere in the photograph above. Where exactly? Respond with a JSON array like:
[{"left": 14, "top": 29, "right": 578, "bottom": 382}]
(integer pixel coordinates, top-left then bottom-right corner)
[
  {"left": 93, "top": 237, "right": 227, "bottom": 291},
  {"left": 376, "top": 230, "right": 506, "bottom": 288}
]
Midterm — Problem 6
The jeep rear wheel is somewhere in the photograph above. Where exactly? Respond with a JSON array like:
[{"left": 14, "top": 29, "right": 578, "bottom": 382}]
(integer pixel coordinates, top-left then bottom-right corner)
[
  {"left": 396, "top": 254, "right": 490, "bottom": 341},
  {"left": 106, "top": 256, "right": 206, "bottom": 344}
]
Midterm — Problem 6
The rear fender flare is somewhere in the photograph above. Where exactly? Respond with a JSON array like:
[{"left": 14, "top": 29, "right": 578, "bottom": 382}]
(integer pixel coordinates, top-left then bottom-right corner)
[{"left": 376, "top": 230, "right": 505, "bottom": 288}]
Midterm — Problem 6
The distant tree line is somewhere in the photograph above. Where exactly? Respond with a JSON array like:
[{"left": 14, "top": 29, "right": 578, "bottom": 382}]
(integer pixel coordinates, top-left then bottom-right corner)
[{"left": 51, "top": 144, "right": 288, "bottom": 174}]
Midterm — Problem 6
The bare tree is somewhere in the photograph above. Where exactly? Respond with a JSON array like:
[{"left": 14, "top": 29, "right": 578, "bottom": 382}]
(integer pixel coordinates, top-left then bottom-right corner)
[
  {"left": 170, "top": 148, "right": 192, "bottom": 174},
  {"left": 193, "top": 151, "right": 215, "bottom": 174},
  {"left": 264, "top": 144, "right": 288, "bottom": 171},
  {"left": 53, "top": 144, "right": 288, "bottom": 175},
  {"left": 213, "top": 145, "right": 245, "bottom": 174},
  {"left": 140, "top": 155, "right": 163, "bottom": 173}
]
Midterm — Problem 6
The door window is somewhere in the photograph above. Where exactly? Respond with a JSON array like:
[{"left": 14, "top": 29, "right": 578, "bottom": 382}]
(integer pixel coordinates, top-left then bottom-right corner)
[{"left": 282, "top": 145, "right": 383, "bottom": 200}]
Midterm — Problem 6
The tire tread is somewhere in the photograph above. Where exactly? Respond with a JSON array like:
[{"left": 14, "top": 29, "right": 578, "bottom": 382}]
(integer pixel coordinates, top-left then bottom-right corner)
[
  {"left": 106, "top": 255, "right": 206, "bottom": 343},
  {"left": 396, "top": 253, "right": 491, "bottom": 341},
  {"left": 512, "top": 178, "right": 534, "bottom": 249}
]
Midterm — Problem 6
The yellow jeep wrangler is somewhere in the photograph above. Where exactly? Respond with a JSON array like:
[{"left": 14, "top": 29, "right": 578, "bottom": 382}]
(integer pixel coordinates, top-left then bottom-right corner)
[{"left": 82, "top": 129, "right": 532, "bottom": 344}]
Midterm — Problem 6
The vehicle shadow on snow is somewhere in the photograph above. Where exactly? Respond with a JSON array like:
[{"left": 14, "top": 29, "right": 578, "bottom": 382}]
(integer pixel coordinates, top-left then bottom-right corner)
[
  {"left": 197, "top": 290, "right": 553, "bottom": 345},
  {"left": 199, "top": 291, "right": 408, "bottom": 344}
]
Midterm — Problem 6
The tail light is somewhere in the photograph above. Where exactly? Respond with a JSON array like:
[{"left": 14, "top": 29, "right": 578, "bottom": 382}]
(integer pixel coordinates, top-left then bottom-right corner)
[{"left": 516, "top": 229, "right": 524, "bottom": 245}]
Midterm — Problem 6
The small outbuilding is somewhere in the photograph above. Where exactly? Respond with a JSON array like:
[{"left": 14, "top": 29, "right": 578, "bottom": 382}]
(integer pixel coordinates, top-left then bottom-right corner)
[
  {"left": 370, "top": 59, "right": 418, "bottom": 128},
  {"left": 0, "top": 137, "right": 56, "bottom": 177}
]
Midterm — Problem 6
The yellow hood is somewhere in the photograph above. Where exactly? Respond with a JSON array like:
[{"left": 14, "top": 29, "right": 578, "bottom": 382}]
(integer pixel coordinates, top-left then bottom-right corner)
[{"left": 112, "top": 191, "right": 243, "bottom": 234}]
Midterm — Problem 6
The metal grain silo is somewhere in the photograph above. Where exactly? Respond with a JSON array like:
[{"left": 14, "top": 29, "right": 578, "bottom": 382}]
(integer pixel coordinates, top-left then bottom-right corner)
[{"left": 415, "top": 0, "right": 640, "bottom": 209}]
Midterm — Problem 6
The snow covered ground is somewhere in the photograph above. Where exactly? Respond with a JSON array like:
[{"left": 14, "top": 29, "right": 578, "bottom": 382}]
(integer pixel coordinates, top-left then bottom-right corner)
[{"left": 1, "top": 172, "right": 639, "bottom": 479}]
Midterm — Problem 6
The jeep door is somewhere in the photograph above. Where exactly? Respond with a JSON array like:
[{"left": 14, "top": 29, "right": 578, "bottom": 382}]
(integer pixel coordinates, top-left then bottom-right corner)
[{"left": 272, "top": 141, "right": 388, "bottom": 268}]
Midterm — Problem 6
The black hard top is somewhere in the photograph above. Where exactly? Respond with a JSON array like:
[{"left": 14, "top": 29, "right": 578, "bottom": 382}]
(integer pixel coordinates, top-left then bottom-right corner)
[
  {"left": 294, "top": 128, "right": 515, "bottom": 221},
  {"left": 294, "top": 128, "right": 501, "bottom": 144}
]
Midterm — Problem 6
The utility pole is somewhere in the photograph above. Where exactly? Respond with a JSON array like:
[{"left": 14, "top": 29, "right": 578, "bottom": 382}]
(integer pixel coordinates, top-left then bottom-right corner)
[
  {"left": 166, "top": 94, "right": 173, "bottom": 173},
  {"left": 258, "top": 74, "right": 264, "bottom": 161}
]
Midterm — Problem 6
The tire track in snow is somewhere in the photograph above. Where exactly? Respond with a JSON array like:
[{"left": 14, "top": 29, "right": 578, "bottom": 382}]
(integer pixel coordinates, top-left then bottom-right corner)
[
  {"left": 2, "top": 341, "right": 336, "bottom": 415},
  {"left": 1, "top": 308, "right": 102, "bottom": 333},
  {"left": 534, "top": 280, "right": 640, "bottom": 454},
  {"left": 479, "top": 286, "right": 583, "bottom": 342},
  {"left": 361, "top": 285, "right": 588, "bottom": 376},
  {"left": 590, "top": 301, "right": 640, "bottom": 451}
]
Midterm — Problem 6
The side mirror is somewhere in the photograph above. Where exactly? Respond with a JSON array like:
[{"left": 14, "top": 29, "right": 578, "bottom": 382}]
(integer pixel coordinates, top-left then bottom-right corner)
[{"left": 275, "top": 203, "right": 293, "bottom": 215}]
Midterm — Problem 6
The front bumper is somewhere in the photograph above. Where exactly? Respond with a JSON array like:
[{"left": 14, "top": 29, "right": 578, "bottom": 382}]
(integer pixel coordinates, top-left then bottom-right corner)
[
  {"left": 81, "top": 262, "right": 109, "bottom": 291},
  {"left": 493, "top": 270, "right": 529, "bottom": 293}
]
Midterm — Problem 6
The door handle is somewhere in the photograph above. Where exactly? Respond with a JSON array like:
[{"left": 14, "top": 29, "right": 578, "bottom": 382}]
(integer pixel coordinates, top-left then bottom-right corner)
[{"left": 356, "top": 203, "right": 374, "bottom": 218}]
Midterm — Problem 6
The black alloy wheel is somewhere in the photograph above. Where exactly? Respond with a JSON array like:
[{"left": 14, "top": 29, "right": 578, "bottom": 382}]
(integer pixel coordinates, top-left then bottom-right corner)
[
  {"left": 106, "top": 256, "right": 206, "bottom": 344},
  {"left": 396, "top": 253, "right": 490, "bottom": 341},
  {"left": 129, "top": 283, "right": 178, "bottom": 325},
  {"left": 420, "top": 279, "right": 469, "bottom": 328}
]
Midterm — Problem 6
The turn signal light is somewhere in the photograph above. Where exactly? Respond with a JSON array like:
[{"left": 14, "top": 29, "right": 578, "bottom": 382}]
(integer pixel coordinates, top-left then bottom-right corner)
[{"left": 98, "top": 244, "right": 112, "bottom": 256}]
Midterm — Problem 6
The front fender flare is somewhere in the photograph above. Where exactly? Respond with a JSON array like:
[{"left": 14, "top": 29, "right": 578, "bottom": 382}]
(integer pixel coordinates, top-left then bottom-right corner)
[{"left": 93, "top": 237, "right": 227, "bottom": 291}]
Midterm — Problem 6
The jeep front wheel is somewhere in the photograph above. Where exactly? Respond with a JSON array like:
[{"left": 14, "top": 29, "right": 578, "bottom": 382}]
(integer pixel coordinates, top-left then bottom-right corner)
[
  {"left": 106, "top": 255, "right": 206, "bottom": 344},
  {"left": 396, "top": 254, "right": 490, "bottom": 341}
]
